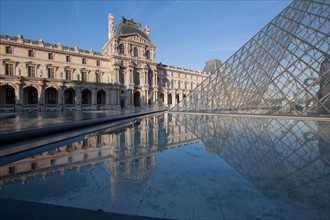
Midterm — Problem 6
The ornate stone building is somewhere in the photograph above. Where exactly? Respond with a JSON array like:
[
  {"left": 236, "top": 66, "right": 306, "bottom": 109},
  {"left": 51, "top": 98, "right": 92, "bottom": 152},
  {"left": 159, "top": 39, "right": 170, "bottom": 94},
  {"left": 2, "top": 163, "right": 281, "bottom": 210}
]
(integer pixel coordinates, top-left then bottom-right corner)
[{"left": 0, "top": 14, "right": 208, "bottom": 112}]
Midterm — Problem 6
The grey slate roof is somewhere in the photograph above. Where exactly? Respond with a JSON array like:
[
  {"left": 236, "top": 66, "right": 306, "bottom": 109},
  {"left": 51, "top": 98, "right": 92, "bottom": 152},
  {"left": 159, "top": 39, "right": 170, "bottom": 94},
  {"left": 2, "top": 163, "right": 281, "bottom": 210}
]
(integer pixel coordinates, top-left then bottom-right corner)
[{"left": 114, "top": 18, "right": 151, "bottom": 42}]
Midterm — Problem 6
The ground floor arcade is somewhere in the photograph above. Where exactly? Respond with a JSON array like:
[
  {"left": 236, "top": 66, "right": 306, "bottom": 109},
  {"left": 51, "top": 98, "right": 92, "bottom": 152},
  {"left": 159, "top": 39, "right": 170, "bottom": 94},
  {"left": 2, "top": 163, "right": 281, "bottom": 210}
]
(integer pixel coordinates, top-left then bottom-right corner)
[{"left": 0, "top": 78, "right": 188, "bottom": 112}]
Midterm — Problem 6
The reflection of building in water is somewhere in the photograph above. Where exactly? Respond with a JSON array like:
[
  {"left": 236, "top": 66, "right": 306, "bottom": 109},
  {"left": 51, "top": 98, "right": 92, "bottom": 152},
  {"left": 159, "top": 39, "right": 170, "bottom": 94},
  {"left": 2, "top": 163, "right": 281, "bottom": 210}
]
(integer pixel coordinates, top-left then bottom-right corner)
[
  {"left": 0, "top": 113, "right": 199, "bottom": 201},
  {"left": 173, "top": 113, "right": 330, "bottom": 204}
]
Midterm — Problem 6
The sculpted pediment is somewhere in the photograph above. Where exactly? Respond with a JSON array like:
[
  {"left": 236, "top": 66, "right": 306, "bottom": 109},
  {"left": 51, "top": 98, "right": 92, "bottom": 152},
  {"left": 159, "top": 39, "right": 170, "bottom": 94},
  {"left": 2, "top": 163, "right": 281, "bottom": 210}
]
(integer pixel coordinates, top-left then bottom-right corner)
[{"left": 122, "top": 34, "right": 153, "bottom": 46}]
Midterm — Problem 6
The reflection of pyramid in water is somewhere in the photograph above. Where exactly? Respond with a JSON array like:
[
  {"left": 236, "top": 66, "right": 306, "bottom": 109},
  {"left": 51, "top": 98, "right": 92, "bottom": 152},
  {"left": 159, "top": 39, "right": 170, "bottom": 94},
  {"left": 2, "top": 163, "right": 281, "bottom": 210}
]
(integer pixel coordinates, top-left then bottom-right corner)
[{"left": 173, "top": 0, "right": 330, "bottom": 115}]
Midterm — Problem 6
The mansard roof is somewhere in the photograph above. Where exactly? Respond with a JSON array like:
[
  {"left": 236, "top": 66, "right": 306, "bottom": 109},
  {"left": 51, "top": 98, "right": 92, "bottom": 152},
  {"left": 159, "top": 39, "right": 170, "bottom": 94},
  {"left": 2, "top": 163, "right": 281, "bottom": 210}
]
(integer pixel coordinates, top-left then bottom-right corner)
[{"left": 114, "top": 17, "right": 151, "bottom": 42}]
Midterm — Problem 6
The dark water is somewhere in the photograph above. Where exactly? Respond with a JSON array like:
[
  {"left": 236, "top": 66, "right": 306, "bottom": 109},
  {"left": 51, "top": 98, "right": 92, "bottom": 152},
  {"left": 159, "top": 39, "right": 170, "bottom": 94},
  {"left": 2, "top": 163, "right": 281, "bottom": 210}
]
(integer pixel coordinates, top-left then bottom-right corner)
[{"left": 0, "top": 113, "right": 329, "bottom": 219}]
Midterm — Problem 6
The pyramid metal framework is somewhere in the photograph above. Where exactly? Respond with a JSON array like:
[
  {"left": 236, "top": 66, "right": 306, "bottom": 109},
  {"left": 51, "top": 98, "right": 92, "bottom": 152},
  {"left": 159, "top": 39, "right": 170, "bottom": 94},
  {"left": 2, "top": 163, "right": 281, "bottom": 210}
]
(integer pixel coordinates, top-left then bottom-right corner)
[{"left": 172, "top": 0, "right": 330, "bottom": 116}]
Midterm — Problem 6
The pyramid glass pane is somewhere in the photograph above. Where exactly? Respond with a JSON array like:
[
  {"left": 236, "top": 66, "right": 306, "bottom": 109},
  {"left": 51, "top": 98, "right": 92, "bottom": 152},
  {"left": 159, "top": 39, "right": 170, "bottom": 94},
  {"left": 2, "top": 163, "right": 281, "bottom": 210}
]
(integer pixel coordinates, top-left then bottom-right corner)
[{"left": 172, "top": 0, "right": 330, "bottom": 116}]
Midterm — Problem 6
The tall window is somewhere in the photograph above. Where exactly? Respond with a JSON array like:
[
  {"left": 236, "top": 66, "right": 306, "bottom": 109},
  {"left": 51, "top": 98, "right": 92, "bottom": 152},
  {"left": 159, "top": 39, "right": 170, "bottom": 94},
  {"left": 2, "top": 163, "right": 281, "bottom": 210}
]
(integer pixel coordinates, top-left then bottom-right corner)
[
  {"left": 48, "top": 53, "right": 54, "bottom": 60},
  {"left": 5, "top": 63, "right": 14, "bottom": 76},
  {"left": 119, "top": 68, "right": 125, "bottom": 84},
  {"left": 5, "top": 46, "right": 12, "bottom": 54},
  {"left": 133, "top": 47, "right": 138, "bottom": 57},
  {"left": 96, "top": 60, "right": 100, "bottom": 66},
  {"left": 28, "top": 66, "right": 35, "bottom": 77},
  {"left": 66, "top": 55, "right": 71, "bottom": 62},
  {"left": 145, "top": 50, "right": 150, "bottom": 60},
  {"left": 133, "top": 70, "right": 140, "bottom": 85},
  {"left": 48, "top": 68, "right": 55, "bottom": 79},
  {"left": 82, "top": 58, "right": 86, "bottom": 64},
  {"left": 65, "top": 69, "right": 71, "bottom": 80},
  {"left": 82, "top": 71, "right": 87, "bottom": 82},
  {"left": 28, "top": 50, "right": 34, "bottom": 57},
  {"left": 118, "top": 44, "right": 124, "bottom": 55},
  {"left": 95, "top": 72, "right": 101, "bottom": 83}
]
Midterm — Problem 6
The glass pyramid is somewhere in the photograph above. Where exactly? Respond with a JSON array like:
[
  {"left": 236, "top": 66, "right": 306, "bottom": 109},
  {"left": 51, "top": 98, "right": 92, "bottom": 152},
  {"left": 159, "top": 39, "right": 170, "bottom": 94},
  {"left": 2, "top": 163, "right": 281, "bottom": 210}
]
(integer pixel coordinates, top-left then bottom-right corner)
[{"left": 172, "top": 0, "right": 330, "bottom": 116}]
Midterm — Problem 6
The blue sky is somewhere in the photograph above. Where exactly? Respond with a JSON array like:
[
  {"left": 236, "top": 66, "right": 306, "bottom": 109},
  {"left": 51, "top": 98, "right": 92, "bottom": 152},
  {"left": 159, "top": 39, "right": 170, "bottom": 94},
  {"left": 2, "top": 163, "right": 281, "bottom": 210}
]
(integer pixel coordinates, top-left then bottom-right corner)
[{"left": 0, "top": 0, "right": 291, "bottom": 71}]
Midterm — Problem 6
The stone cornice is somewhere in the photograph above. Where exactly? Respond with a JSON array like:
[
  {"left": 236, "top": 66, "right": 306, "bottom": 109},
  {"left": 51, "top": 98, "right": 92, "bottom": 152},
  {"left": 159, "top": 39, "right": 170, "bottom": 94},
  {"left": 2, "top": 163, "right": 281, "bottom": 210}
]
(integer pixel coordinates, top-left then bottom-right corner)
[{"left": 0, "top": 34, "right": 109, "bottom": 61}]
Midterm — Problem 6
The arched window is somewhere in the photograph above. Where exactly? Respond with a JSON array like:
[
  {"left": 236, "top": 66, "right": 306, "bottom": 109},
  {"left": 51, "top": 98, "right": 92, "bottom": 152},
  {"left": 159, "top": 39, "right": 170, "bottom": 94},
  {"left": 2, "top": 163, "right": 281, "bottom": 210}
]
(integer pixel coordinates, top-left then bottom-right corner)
[
  {"left": 45, "top": 87, "right": 58, "bottom": 105},
  {"left": 133, "top": 47, "right": 138, "bottom": 57},
  {"left": 118, "top": 44, "right": 124, "bottom": 55},
  {"left": 64, "top": 88, "right": 76, "bottom": 105},
  {"left": 97, "top": 90, "right": 106, "bottom": 105}
]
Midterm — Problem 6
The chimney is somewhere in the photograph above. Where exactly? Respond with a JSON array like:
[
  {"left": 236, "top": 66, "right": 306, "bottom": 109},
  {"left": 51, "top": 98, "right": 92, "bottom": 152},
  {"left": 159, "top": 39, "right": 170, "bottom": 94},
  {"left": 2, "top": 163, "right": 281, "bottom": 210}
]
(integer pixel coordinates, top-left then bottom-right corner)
[{"left": 108, "top": 13, "right": 115, "bottom": 39}]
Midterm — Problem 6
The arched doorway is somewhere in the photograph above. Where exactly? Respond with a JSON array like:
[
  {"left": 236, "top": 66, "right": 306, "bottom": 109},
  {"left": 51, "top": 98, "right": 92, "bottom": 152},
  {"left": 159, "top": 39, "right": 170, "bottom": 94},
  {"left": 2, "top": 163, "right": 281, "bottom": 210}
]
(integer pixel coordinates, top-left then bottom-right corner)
[
  {"left": 168, "top": 94, "right": 172, "bottom": 105},
  {"left": 159, "top": 93, "right": 164, "bottom": 103},
  {"left": 97, "top": 90, "right": 106, "bottom": 105},
  {"left": 134, "top": 91, "right": 141, "bottom": 107},
  {"left": 0, "top": 85, "right": 15, "bottom": 105},
  {"left": 23, "top": 86, "right": 38, "bottom": 105},
  {"left": 64, "top": 88, "right": 76, "bottom": 105},
  {"left": 176, "top": 94, "right": 180, "bottom": 104},
  {"left": 45, "top": 87, "right": 58, "bottom": 105},
  {"left": 81, "top": 89, "right": 92, "bottom": 105}
]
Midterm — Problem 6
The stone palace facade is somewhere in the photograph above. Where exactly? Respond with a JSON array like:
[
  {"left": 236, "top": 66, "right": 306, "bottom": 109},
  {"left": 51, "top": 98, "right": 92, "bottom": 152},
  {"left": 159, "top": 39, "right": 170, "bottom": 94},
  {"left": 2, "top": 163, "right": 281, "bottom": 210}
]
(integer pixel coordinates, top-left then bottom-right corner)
[{"left": 0, "top": 14, "right": 208, "bottom": 112}]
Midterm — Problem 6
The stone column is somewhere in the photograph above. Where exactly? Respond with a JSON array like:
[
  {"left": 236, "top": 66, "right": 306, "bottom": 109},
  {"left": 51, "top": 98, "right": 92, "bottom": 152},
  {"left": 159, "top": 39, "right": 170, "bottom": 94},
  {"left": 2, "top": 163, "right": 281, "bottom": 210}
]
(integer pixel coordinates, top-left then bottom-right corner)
[
  {"left": 106, "top": 89, "right": 110, "bottom": 106},
  {"left": 58, "top": 84, "right": 64, "bottom": 111},
  {"left": 38, "top": 80, "right": 45, "bottom": 112},
  {"left": 164, "top": 91, "right": 168, "bottom": 107},
  {"left": 92, "top": 88, "right": 97, "bottom": 110},
  {"left": 15, "top": 80, "right": 23, "bottom": 112},
  {"left": 76, "top": 87, "right": 82, "bottom": 110}
]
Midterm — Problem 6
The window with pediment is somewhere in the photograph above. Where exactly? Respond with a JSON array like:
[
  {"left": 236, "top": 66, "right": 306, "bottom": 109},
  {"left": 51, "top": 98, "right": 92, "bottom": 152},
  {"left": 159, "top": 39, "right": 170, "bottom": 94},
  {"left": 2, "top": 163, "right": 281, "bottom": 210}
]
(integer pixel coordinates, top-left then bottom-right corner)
[
  {"left": 48, "top": 68, "right": 55, "bottom": 79},
  {"left": 145, "top": 50, "right": 150, "bottom": 60},
  {"left": 133, "top": 47, "right": 138, "bottom": 57},
  {"left": 118, "top": 44, "right": 124, "bottom": 55},
  {"left": 5, "top": 63, "right": 14, "bottom": 76},
  {"left": 65, "top": 69, "right": 72, "bottom": 80},
  {"left": 95, "top": 72, "right": 101, "bottom": 83},
  {"left": 28, "top": 65, "right": 36, "bottom": 77}
]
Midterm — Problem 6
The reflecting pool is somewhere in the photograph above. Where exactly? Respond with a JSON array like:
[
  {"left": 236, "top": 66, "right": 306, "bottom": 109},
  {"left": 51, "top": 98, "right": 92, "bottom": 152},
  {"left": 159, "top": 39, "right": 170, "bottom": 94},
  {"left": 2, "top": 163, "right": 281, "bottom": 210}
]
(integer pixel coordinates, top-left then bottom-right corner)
[
  {"left": 0, "top": 113, "right": 329, "bottom": 219},
  {"left": 0, "top": 109, "right": 153, "bottom": 132}
]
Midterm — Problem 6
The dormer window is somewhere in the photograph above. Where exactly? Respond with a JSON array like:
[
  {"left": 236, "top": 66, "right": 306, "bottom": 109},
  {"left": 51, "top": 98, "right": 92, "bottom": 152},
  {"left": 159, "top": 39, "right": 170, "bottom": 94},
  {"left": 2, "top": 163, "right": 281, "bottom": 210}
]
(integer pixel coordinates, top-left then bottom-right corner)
[
  {"left": 118, "top": 44, "right": 124, "bottom": 55},
  {"left": 48, "top": 53, "right": 54, "bottom": 60},
  {"left": 82, "top": 58, "right": 86, "bottom": 64},
  {"left": 28, "top": 49, "right": 34, "bottom": 57},
  {"left": 133, "top": 47, "right": 138, "bottom": 57}
]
